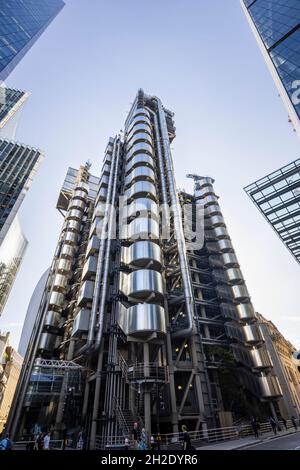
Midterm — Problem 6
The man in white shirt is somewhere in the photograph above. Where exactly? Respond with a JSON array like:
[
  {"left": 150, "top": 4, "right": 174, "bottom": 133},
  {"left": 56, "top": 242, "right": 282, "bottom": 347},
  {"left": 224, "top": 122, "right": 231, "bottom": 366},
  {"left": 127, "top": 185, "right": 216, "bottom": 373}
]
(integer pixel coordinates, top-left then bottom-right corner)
[{"left": 43, "top": 432, "right": 51, "bottom": 450}]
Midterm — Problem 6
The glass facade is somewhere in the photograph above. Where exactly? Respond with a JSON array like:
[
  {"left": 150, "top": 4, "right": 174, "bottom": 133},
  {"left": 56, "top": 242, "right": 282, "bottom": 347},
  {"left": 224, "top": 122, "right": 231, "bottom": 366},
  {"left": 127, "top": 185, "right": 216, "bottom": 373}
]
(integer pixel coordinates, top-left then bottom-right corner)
[
  {"left": 245, "top": 158, "right": 300, "bottom": 264},
  {"left": 0, "top": 139, "right": 44, "bottom": 244},
  {"left": 243, "top": 0, "right": 300, "bottom": 121},
  {"left": 0, "top": 0, "right": 65, "bottom": 81},
  {"left": 18, "top": 268, "right": 49, "bottom": 357},
  {"left": 0, "top": 86, "right": 29, "bottom": 140},
  {"left": 0, "top": 216, "right": 27, "bottom": 315}
]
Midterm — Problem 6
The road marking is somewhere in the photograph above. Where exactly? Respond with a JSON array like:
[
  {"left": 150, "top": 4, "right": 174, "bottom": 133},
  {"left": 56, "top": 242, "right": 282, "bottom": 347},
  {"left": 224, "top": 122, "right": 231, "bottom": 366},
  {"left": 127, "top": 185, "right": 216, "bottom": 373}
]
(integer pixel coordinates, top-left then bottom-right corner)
[{"left": 294, "top": 445, "right": 300, "bottom": 450}]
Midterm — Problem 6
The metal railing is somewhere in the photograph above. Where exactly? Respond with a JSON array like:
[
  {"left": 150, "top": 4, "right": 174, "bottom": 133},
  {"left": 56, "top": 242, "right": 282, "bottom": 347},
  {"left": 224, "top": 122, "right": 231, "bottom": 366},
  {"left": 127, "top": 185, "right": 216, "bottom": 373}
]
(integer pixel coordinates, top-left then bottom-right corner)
[
  {"left": 94, "top": 419, "right": 298, "bottom": 450},
  {"left": 11, "top": 439, "right": 64, "bottom": 450}
]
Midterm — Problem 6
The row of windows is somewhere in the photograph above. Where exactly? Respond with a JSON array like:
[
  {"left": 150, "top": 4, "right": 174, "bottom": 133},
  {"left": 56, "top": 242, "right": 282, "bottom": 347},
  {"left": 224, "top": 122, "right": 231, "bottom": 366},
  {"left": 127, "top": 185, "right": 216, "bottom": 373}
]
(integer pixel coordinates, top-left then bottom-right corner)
[{"left": 248, "top": 0, "right": 300, "bottom": 48}]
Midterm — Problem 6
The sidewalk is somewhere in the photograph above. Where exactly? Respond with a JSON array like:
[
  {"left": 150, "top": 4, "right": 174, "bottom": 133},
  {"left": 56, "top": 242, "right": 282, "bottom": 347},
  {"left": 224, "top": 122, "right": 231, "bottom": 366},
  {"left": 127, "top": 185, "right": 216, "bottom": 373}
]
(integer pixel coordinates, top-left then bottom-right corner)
[{"left": 197, "top": 428, "right": 300, "bottom": 450}]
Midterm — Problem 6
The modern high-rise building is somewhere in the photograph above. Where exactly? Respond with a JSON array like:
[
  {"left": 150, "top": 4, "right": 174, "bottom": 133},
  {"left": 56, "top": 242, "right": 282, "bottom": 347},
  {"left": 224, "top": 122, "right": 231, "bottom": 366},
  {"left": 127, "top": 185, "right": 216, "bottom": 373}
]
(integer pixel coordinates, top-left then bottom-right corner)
[
  {"left": 241, "top": 0, "right": 300, "bottom": 137},
  {"left": 18, "top": 269, "right": 50, "bottom": 358},
  {"left": 0, "top": 139, "right": 44, "bottom": 246},
  {"left": 0, "top": 216, "right": 27, "bottom": 316},
  {"left": 0, "top": 0, "right": 65, "bottom": 82},
  {"left": 0, "top": 87, "right": 29, "bottom": 140},
  {"left": 245, "top": 158, "right": 300, "bottom": 265},
  {"left": 7, "top": 91, "right": 282, "bottom": 447}
]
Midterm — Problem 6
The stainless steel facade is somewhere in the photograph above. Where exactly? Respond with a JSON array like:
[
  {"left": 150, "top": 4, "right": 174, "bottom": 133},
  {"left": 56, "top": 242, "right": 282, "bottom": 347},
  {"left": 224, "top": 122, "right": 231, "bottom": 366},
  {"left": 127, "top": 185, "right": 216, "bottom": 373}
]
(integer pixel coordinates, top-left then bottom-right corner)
[{"left": 8, "top": 91, "right": 282, "bottom": 447}]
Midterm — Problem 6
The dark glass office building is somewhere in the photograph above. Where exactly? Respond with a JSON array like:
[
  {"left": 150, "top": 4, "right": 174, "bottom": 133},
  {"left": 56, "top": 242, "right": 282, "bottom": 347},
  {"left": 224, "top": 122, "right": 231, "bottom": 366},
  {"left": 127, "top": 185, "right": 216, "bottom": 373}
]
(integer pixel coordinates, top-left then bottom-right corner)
[
  {"left": 0, "top": 87, "right": 29, "bottom": 139},
  {"left": 0, "top": 0, "right": 65, "bottom": 82},
  {"left": 245, "top": 158, "right": 300, "bottom": 264},
  {"left": 242, "top": 0, "right": 300, "bottom": 136},
  {"left": 0, "top": 139, "right": 44, "bottom": 245}
]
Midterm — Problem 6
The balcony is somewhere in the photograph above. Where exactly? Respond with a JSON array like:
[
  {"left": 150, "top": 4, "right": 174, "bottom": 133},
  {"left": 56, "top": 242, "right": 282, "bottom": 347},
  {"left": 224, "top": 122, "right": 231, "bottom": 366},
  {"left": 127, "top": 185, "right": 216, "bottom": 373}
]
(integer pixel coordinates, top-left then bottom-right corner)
[
  {"left": 231, "top": 284, "right": 250, "bottom": 302},
  {"left": 126, "top": 154, "right": 155, "bottom": 173},
  {"left": 119, "top": 269, "right": 164, "bottom": 303},
  {"left": 82, "top": 255, "right": 97, "bottom": 280},
  {"left": 77, "top": 280, "right": 94, "bottom": 307},
  {"left": 127, "top": 114, "right": 151, "bottom": 134},
  {"left": 124, "top": 166, "right": 155, "bottom": 187},
  {"left": 72, "top": 309, "right": 90, "bottom": 337},
  {"left": 216, "top": 239, "right": 233, "bottom": 253},
  {"left": 86, "top": 236, "right": 100, "bottom": 257},
  {"left": 66, "top": 209, "right": 83, "bottom": 221},
  {"left": 205, "top": 215, "right": 226, "bottom": 229},
  {"left": 126, "top": 142, "right": 153, "bottom": 161},
  {"left": 52, "top": 274, "right": 68, "bottom": 293},
  {"left": 38, "top": 333, "right": 58, "bottom": 353},
  {"left": 61, "top": 244, "right": 76, "bottom": 259},
  {"left": 121, "top": 240, "right": 162, "bottom": 270},
  {"left": 123, "top": 217, "right": 160, "bottom": 241},
  {"left": 205, "top": 204, "right": 221, "bottom": 218},
  {"left": 118, "top": 303, "right": 166, "bottom": 337},
  {"left": 57, "top": 258, "right": 72, "bottom": 274},
  {"left": 127, "top": 122, "right": 152, "bottom": 142},
  {"left": 221, "top": 252, "right": 239, "bottom": 268},
  {"left": 48, "top": 291, "right": 65, "bottom": 311},
  {"left": 125, "top": 198, "right": 159, "bottom": 221},
  {"left": 258, "top": 375, "right": 282, "bottom": 399},
  {"left": 69, "top": 198, "right": 86, "bottom": 212},
  {"left": 44, "top": 311, "right": 61, "bottom": 332},
  {"left": 226, "top": 268, "right": 244, "bottom": 285},
  {"left": 125, "top": 181, "right": 157, "bottom": 202},
  {"left": 126, "top": 132, "right": 152, "bottom": 152}
]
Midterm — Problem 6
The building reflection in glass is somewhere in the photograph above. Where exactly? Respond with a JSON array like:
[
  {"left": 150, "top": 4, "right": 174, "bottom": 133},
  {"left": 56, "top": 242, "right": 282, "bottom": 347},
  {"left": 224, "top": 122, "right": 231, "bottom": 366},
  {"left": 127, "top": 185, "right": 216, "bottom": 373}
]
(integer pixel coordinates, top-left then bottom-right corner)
[{"left": 0, "top": 216, "right": 27, "bottom": 315}]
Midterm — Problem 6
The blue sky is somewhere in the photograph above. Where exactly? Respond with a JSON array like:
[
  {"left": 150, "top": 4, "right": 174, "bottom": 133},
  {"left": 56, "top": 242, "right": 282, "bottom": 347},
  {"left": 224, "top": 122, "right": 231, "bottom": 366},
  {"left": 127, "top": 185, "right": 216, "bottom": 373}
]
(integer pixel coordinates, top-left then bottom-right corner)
[{"left": 1, "top": 0, "right": 300, "bottom": 349}]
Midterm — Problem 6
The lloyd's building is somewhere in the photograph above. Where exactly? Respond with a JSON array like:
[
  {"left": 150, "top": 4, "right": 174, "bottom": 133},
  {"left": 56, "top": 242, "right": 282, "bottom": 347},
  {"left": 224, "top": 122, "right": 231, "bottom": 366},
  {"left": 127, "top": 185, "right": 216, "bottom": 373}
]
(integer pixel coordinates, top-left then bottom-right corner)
[{"left": 8, "top": 90, "right": 282, "bottom": 448}]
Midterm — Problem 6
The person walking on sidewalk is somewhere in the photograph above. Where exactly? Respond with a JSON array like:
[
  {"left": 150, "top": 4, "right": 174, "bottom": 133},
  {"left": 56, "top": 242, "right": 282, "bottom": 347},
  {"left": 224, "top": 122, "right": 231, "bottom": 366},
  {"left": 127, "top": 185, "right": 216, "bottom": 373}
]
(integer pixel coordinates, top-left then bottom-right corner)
[
  {"left": 269, "top": 417, "right": 277, "bottom": 435},
  {"left": 251, "top": 418, "right": 259, "bottom": 439},
  {"left": 280, "top": 416, "right": 287, "bottom": 431},
  {"left": 291, "top": 416, "right": 298, "bottom": 431}
]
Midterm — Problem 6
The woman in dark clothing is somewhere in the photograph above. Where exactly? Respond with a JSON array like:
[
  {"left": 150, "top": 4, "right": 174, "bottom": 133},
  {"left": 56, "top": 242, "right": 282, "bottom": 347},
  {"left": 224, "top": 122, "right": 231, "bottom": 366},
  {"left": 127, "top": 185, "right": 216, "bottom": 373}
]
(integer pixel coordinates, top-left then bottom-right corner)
[{"left": 182, "top": 425, "right": 192, "bottom": 451}]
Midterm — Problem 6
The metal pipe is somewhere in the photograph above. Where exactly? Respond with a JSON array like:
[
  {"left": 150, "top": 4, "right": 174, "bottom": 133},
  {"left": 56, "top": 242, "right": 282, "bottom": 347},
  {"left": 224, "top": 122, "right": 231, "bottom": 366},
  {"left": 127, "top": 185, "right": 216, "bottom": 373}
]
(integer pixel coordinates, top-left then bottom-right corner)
[
  {"left": 155, "top": 98, "right": 195, "bottom": 337},
  {"left": 75, "top": 138, "right": 118, "bottom": 359},
  {"left": 95, "top": 139, "right": 121, "bottom": 349}
]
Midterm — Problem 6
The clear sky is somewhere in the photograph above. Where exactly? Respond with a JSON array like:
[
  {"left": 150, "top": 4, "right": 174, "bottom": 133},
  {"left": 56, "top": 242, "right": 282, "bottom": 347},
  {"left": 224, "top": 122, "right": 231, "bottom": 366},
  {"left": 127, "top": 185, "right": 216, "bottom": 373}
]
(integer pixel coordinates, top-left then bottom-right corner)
[{"left": 1, "top": 0, "right": 300, "bottom": 350}]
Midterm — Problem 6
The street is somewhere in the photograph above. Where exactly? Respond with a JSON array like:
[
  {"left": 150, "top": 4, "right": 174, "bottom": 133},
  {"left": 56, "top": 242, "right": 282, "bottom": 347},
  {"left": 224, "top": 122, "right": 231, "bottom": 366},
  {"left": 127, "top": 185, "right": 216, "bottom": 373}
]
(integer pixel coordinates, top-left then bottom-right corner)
[{"left": 243, "top": 432, "right": 300, "bottom": 450}]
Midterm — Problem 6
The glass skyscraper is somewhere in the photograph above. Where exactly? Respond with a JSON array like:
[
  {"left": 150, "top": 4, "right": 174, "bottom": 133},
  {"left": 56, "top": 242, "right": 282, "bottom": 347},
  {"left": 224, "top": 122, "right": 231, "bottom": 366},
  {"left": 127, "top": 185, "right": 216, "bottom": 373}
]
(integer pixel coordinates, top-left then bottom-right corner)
[
  {"left": 0, "top": 86, "right": 29, "bottom": 140},
  {"left": 242, "top": 0, "right": 300, "bottom": 136},
  {"left": 0, "top": 139, "right": 44, "bottom": 246},
  {"left": 0, "top": 0, "right": 65, "bottom": 82},
  {"left": 0, "top": 216, "right": 27, "bottom": 315}
]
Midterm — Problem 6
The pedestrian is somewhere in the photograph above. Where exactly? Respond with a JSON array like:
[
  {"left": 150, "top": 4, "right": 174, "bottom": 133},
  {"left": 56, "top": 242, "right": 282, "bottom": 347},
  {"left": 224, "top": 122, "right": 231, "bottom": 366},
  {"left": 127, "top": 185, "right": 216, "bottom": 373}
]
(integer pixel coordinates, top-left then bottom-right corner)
[
  {"left": 132, "top": 422, "right": 139, "bottom": 450},
  {"left": 156, "top": 433, "right": 161, "bottom": 451},
  {"left": 291, "top": 416, "right": 298, "bottom": 431},
  {"left": 281, "top": 416, "right": 287, "bottom": 431},
  {"left": 150, "top": 435, "right": 155, "bottom": 450},
  {"left": 138, "top": 428, "right": 147, "bottom": 450},
  {"left": 43, "top": 432, "right": 51, "bottom": 450},
  {"left": 26, "top": 434, "right": 35, "bottom": 451},
  {"left": 251, "top": 418, "right": 259, "bottom": 439},
  {"left": 0, "top": 434, "right": 12, "bottom": 451},
  {"left": 37, "top": 432, "right": 44, "bottom": 450},
  {"left": 182, "top": 425, "right": 192, "bottom": 451},
  {"left": 124, "top": 436, "right": 130, "bottom": 450},
  {"left": 269, "top": 417, "right": 277, "bottom": 435},
  {"left": 256, "top": 419, "right": 261, "bottom": 437},
  {"left": 76, "top": 430, "right": 84, "bottom": 450}
]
